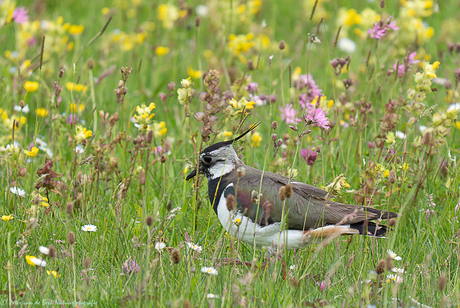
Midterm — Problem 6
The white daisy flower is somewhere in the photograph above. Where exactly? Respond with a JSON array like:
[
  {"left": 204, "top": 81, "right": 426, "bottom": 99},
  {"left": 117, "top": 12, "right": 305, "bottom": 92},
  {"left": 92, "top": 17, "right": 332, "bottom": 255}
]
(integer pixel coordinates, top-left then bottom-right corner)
[
  {"left": 395, "top": 131, "right": 406, "bottom": 139},
  {"left": 337, "top": 37, "right": 357, "bottom": 54},
  {"left": 155, "top": 242, "right": 166, "bottom": 253},
  {"left": 9, "top": 187, "right": 26, "bottom": 197},
  {"left": 81, "top": 224, "right": 98, "bottom": 232},
  {"left": 387, "top": 249, "right": 402, "bottom": 261},
  {"left": 207, "top": 294, "right": 219, "bottom": 299},
  {"left": 195, "top": 4, "right": 209, "bottom": 17},
  {"left": 14, "top": 105, "right": 30, "bottom": 113},
  {"left": 201, "top": 266, "right": 218, "bottom": 276},
  {"left": 74, "top": 144, "right": 85, "bottom": 154},
  {"left": 289, "top": 265, "right": 296, "bottom": 270},
  {"left": 391, "top": 267, "right": 405, "bottom": 274},
  {"left": 386, "top": 274, "right": 403, "bottom": 283},
  {"left": 186, "top": 242, "right": 202, "bottom": 253},
  {"left": 39, "top": 246, "right": 50, "bottom": 255}
]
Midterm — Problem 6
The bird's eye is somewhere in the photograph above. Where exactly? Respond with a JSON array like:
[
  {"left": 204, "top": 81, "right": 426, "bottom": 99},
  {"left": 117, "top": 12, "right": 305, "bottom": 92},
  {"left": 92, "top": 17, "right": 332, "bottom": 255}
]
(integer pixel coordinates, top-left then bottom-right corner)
[{"left": 203, "top": 156, "right": 212, "bottom": 164}]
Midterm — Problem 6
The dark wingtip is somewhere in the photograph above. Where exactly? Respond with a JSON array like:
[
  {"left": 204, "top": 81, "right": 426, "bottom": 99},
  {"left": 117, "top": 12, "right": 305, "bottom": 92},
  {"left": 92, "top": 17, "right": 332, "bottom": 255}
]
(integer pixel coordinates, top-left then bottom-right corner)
[
  {"left": 232, "top": 122, "right": 261, "bottom": 142},
  {"left": 186, "top": 168, "right": 197, "bottom": 181}
]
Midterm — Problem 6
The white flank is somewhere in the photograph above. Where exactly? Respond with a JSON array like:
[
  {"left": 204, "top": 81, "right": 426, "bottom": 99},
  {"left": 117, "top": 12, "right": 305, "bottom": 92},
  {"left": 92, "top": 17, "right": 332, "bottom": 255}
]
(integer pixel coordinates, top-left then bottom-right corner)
[{"left": 216, "top": 183, "right": 360, "bottom": 250}]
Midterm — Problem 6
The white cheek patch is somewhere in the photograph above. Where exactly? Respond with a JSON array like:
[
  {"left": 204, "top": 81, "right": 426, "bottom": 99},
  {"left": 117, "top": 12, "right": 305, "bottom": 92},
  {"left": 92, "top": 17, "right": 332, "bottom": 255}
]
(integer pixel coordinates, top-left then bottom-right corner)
[{"left": 208, "top": 161, "right": 236, "bottom": 180}]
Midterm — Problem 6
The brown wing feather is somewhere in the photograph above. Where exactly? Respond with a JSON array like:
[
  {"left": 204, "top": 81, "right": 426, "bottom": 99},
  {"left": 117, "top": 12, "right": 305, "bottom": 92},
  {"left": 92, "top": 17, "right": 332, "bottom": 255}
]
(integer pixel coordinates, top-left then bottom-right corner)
[{"left": 230, "top": 164, "right": 397, "bottom": 230}]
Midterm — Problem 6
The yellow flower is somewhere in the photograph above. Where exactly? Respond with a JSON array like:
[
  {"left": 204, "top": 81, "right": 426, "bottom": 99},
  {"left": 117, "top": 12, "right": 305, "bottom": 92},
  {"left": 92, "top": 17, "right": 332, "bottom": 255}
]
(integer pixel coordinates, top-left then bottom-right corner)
[
  {"left": 157, "top": 3, "right": 179, "bottom": 29},
  {"left": 75, "top": 125, "right": 93, "bottom": 141},
  {"left": 250, "top": 132, "right": 262, "bottom": 147},
  {"left": 153, "top": 121, "right": 167, "bottom": 137},
  {"left": 36, "top": 108, "right": 49, "bottom": 117},
  {"left": 383, "top": 170, "right": 390, "bottom": 178},
  {"left": 41, "top": 201, "right": 50, "bottom": 208},
  {"left": 24, "top": 147, "right": 39, "bottom": 157},
  {"left": 66, "top": 82, "right": 88, "bottom": 92},
  {"left": 187, "top": 67, "right": 202, "bottom": 79},
  {"left": 1, "top": 215, "right": 14, "bottom": 221},
  {"left": 70, "top": 103, "right": 85, "bottom": 113},
  {"left": 102, "top": 7, "right": 110, "bottom": 15},
  {"left": 234, "top": 218, "right": 242, "bottom": 226},
  {"left": 24, "top": 81, "right": 39, "bottom": 93},
  {"left": 47, "top": 270, "right": 61, "bottom": 278},
  {"left": 25, "top": 255, "right": 36, "bottom": 266},
  {"left": 68, "top": 24, "right": 84, "bottom": 35},
  {"left": 155, "top": 46, "right": 170, "bottom": 56},
  {"left": 454, "top": 122, "right": 460, "bottom": 130},
  {"left": 423, "top": 61, "right": 440, "bottom": 79},
  {"left": 385, "top": 132, "right": 395, "bottom": 145}
]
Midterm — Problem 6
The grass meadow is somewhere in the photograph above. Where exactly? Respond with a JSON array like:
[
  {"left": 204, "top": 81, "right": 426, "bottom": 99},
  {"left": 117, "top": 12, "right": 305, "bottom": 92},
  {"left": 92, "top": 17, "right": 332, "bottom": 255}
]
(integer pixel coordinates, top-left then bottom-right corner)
[{"left": 1, "top": 0, "right": 460, "bottom": 306}]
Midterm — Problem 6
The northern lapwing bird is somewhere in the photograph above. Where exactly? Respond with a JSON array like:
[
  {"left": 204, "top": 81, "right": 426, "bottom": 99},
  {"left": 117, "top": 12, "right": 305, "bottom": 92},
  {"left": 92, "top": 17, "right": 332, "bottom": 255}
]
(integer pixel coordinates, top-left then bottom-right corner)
[{"left": 186, "top": 123, "right": 398, "bottom": 250}]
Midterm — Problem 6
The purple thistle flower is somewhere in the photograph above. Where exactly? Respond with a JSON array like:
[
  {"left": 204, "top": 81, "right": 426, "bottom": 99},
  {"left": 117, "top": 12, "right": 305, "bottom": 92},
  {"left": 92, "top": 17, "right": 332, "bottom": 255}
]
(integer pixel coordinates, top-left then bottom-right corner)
[
  {"left": 393, "top": 52, "right": 419, "bottom": 77},
  {"left": 368, "top": 24, "right": 387, "bottom": 39},
  {"left": 123, "top": 257, "right": 140, "bottom": 275},
  {"left": 368, "top": 16, "right": 398, "bottom": 40},
  {"left": 301, "top": 147, "right": 317, "bottom": 165},
  {"left": 306, "top": 104, "right": 329, "bottom": 130},
  {"left": 12, "top": 6, "right": 29, "bottom": 25},
  {"left": 279, "top": 104, "right": 301, "bottom": 125},
  {"left": 295, "top": 74, "right": 323, "bottom": 109},
  {"left": 66, "top": 114, "right": 79, "bottom": 125},
  {"left": 246, "top": 82, "right": 259, "bottom": 93}
]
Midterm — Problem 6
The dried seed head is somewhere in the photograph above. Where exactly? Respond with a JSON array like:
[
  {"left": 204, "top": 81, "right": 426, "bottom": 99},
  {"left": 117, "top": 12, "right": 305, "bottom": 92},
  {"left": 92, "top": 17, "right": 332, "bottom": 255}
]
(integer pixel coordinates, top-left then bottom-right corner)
[
  {"left": 139, "top": 170, "right": 146, "bottom": 185},
  {"left": 172, "top": 249, "right": 181, "bottom": 264},
  {"left": 146, "top": 215, "right": 154, "bottom": 227},
  {"left": 160, "top": 155, "right": 166, "bottom": 163},
  {"left": 380, "top": 0, "right": 385, "bottom": 8},
  {"left": 237, "top": 167, "right": 246, "bottom": 178},
  {"left": 66, "top": 201, "right": 74, "bottom": 216},
  {"left": 438, "top": 273, "right": 447, "bottom": 291},
  {"left": 385, "top": 255, "right": 393, "bottom": 271},
  {"left": 84, "top": 257, "right": 91, "bottom": 269},
  {"left": 247, "top": 60, "right": 254, "bottom": 71},
  {"left": 375, "top": 138, "right": 385, "bottom": 148},
  {"left": 167, "top": 200, "right": 172, "bottom": 212},
  {"left": 376, "top": 259, "right": 386, "bottom": 274},
  {"left": 271, "top": 121, "right": 278, "bottom": 130},
  {"left": 109, "top": 112, "right": 120, "bottom": 126},
  {"left": 279, "top": 40, "right": 285, "bottom": 50},
  {"left": 284, "top": 184, "right": 293, "bottom": 199},
  {"left": 388, "top": 218, "right": 397, "bottom": 227},
  {"left": 146, "top": 129, "right": 154, "bottom": 144},
  {"left": 195, "top": 16, "right": 201, "bottom": 27},
  {"left": 48, "top": 245, "right": 56, "bottom": 259},
  {"left": 389, "top": 170, "right": 396, "bottom": 184},
  {"left": 226, "top": 194, "right": 235, "bottom": 211},
  {"left": 279, "top": 186, "right": 286, "bottom": 201},
  {"left": 18, "top": 167, "right": 28, "bottom": 177},
  {"left": 19, "top": 100, "right": 25, "bottom": 107},
  {"left": 87, "top": 58, "right": 94, "bottom": 69},
  {"left": 68, "top": 231, "right": 75, "bottom": 246}
]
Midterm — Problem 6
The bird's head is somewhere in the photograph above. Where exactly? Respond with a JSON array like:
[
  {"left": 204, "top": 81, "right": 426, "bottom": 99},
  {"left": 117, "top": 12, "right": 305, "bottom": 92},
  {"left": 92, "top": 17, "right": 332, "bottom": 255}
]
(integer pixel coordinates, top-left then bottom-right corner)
[{"left": 186, "top": 123, "right": 260, "bottom": 181}]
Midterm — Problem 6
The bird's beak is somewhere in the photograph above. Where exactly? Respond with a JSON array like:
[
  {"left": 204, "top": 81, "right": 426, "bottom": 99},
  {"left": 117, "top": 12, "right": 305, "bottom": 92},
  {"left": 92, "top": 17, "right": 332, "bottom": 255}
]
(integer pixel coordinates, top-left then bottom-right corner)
[{"left": 186, "top": 167, "right": 197, "bottom": 181}]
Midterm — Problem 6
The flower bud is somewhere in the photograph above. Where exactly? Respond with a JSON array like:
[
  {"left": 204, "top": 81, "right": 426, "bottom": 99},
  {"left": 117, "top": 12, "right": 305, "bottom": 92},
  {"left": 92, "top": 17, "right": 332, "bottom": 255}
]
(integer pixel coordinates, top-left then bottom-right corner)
[
  {"left": 279, "top": 40, "right": 285, "bottom": 50},
  {"left": 389, "top": 170, "right": 396, "bottom": 184}
]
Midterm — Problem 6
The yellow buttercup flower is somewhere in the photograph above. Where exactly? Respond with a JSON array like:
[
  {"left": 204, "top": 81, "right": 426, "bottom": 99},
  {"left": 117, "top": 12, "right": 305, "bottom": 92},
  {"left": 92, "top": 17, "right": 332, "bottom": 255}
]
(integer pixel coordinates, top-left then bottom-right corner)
[
  {"left": 24, "top": 147, "right": 39, "bottom": 157},
  {"left": 47, "top": 270, "right": 61, "bottom": 278},
  {"left": 1, "top": 215, "right": 14, "bottom": 221},
  {"left": 68, "top": 24, "right": 84, "bottom": 35},
  {"left": 155, "top": 46, "right": 170, "bottom": 56},
  {"left": 187, "top": 67, "right": 202, "bottom": 79},
  {"left": 24, "top": 81, "right": 39, "bottom": 93},
  {"left": 250, "top": 132, "right": 262, "bottom": 147},
  {"left": 36, "top": 108, "right": 49, "bottom": 117}
]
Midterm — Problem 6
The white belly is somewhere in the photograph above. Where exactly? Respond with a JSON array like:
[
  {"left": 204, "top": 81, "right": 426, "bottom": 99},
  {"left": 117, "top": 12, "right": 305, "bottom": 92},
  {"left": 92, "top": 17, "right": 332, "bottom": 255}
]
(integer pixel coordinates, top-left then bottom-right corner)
[{"left": 216, "top": 183, "right": 306, "bottom": 250}]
